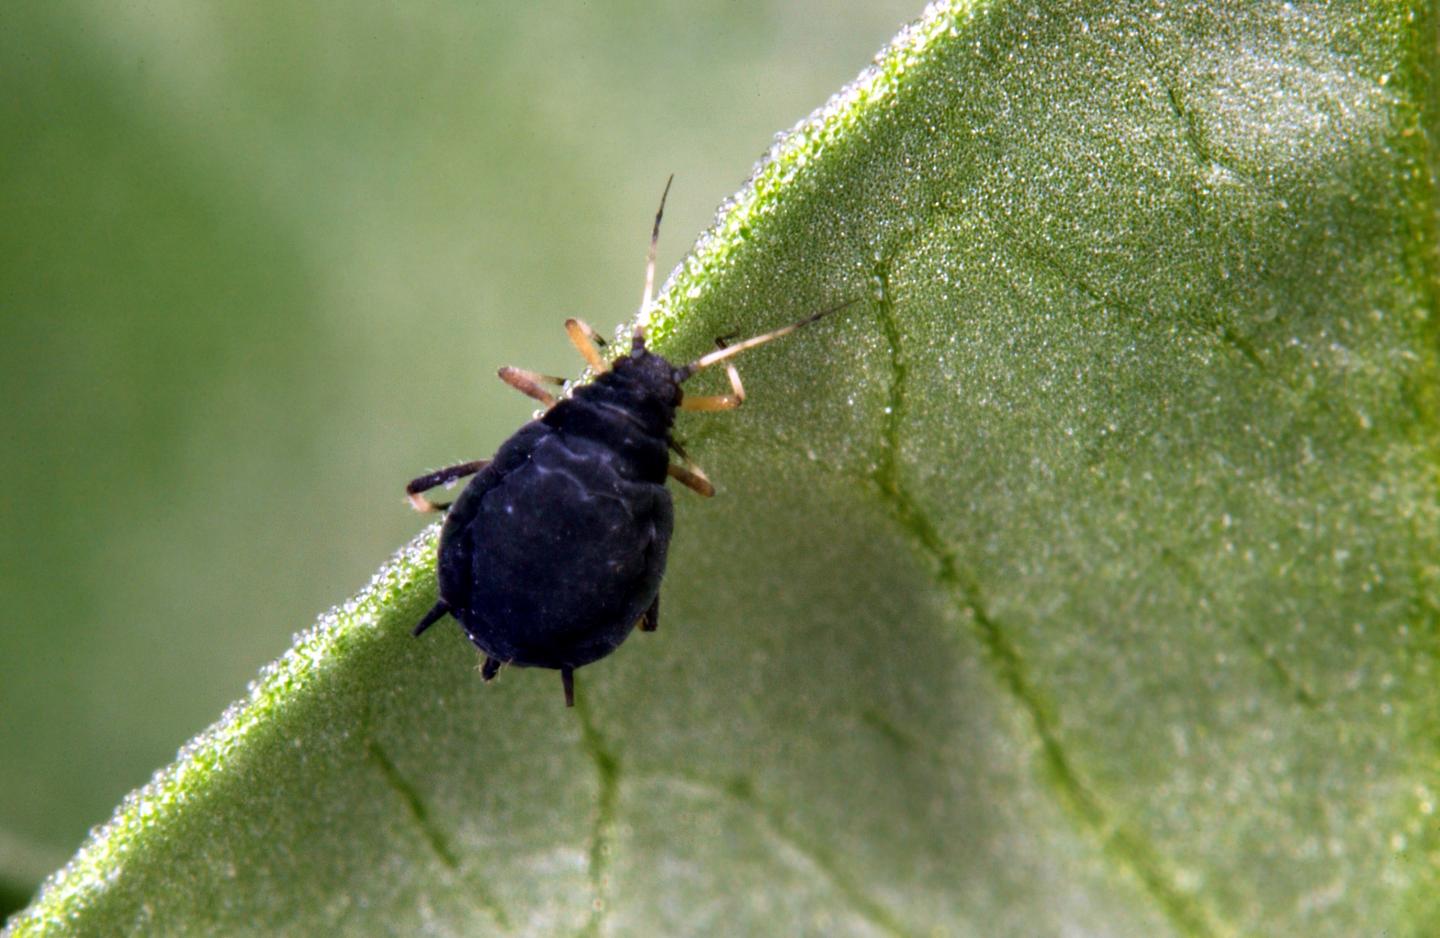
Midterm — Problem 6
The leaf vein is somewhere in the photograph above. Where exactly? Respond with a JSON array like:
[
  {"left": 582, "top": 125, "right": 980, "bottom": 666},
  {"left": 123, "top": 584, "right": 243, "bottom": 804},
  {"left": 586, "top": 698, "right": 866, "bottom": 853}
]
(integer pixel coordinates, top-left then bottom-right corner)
[
  {"left": 365, "top": 740, "right": 512, "bottom": 930},
  {"left": 642, "top": 771, "right": 912, "bottom": 937},
  {"left": 868, "top": 267, "right": 1228, "bottom": 938},
  {"left": 574, "top": 699, "right": 619, "bottom": 938}
]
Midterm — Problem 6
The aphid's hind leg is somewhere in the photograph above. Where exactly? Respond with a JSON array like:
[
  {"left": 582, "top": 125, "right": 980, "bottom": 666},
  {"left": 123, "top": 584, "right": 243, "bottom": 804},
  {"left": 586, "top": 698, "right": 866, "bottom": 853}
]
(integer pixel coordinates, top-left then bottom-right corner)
[
  {"left": 413, "top": 600, "right": 451, "bottom": 636},
  {"left": 565, "top": 319, "right": 609, "bottom": 373},
  {"left": 406, "top": 460, "right": 490, "bottom": 512},
  {"left": 560, "top": 667, "right": 576, "bottom": 708},
  {"left": 639, "top": 596, "right": 659, "bottom": 632},
  {"left": 498, "top": 366, "right": 563, "bottom": 407}
]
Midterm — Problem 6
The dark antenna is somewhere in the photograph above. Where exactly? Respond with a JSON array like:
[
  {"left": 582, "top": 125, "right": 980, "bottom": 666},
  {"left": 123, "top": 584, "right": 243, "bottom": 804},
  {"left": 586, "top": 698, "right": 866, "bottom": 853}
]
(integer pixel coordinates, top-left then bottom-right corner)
[
  {"left": 641, "top": 175, "right": 675, "bottom": 314},
  {"left": 674, "top": 298, "right": 859, "bottom": 382}
]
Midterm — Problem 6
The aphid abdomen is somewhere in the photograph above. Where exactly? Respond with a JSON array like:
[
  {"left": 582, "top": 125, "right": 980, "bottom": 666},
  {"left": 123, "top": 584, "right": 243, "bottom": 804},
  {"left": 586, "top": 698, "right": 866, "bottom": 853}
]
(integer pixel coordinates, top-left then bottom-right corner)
[
  {"left": 440, "top": 427, "right": 673, "bottom": 671},
  {"left": 434, "top": 421, "right": 548, "bottom": 614}
]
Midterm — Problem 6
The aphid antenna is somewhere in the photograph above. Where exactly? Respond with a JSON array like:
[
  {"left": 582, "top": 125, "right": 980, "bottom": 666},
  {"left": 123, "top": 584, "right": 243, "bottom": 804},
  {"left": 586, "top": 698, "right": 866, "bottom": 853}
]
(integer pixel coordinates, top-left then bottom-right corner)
[
  {"left": 640, "top": 174, "right": 676, "bottom": 316},
  {"left": 674, "top": 297, "right": 860, "bottom": 382}
]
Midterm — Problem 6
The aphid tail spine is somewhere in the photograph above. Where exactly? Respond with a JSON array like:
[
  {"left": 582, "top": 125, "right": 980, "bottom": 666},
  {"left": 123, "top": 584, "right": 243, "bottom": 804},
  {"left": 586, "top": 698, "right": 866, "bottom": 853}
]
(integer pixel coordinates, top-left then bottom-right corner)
[{"left": 675, "top": 297, "right": 859, "bottom": 381}]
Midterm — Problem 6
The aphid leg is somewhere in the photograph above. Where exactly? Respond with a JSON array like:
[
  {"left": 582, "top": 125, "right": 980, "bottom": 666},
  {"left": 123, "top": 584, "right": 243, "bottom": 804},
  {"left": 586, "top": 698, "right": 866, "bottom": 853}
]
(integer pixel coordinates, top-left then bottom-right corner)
[
  {"left": 667, "top": 463, "right": 715, "bottom": 496},
  {"left": 406, "top": 460, "right": 491, "bottom": 512},
  {"left": 641, "top": 174, "right": 675, "bottom": 313},
  {"left": 413, "top": 600, "right": 451, "bottom": 636},
  {"left": 498, "top": 366, "right": 563, "bottom": 408},
  {"left": 564, "top": 319, "right": 610, "bottom": 373},
  {"left": 666, "top": 438, "right": 715, "bottom": 497},
  {"left": 481, "top": 656, "right": 501, "bottom": 681},
  {"left": 639, "top": 596, "right": 660, "bottom": 632},
  {"left": 678, "top": 376, "right": 742, "bottom": 411},
  {"left": 560, "top": 667, "right": 576, "bottom": 708},
  {"left": 678, "top": 343, "right": 745, "bottom": 412}
]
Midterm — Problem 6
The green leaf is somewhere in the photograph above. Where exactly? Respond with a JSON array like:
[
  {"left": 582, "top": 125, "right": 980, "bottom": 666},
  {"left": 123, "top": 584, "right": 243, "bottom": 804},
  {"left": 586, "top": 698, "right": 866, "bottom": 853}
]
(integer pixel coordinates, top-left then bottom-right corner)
[{"left": 8, "top": 1, "right": 1437, "bottom": 934}]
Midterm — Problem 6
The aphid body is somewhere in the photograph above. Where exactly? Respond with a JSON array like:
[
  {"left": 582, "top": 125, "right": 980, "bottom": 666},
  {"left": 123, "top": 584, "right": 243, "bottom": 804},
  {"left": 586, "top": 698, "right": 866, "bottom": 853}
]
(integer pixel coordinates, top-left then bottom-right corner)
[
  {"left": 407, "top": 180, "right": 849, "bottom": 706},
  {"left": 420, "top": 339, "right": 680, "bottom": 699}
]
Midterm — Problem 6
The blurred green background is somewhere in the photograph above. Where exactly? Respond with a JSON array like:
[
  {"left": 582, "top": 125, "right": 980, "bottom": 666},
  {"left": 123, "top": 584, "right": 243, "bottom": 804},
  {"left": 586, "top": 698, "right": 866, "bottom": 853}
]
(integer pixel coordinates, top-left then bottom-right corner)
[{"left": 0, "top": 0, "right": 918, "bottom": 914}]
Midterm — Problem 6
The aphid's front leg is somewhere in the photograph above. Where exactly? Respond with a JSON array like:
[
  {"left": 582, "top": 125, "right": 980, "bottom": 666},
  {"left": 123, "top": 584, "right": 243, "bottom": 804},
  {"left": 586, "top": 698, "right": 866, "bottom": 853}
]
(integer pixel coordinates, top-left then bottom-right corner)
[
  {"left": 565, "top": 319, "right": 609, "bottom": 373},
  {"left": 498, "top": 366, "right": 564, "bottom": 408},
  {"left": 406, "top": 460, "right": 491, "bottom": 512},
  {"left": 560, "top": 667, "right": 576, "bottom": 708},
  {"left": 639, "top": 596, "right": 660, "bottom": 632},
  {"left": 679, "top": 338, "right": 746, "bottom": 412}
]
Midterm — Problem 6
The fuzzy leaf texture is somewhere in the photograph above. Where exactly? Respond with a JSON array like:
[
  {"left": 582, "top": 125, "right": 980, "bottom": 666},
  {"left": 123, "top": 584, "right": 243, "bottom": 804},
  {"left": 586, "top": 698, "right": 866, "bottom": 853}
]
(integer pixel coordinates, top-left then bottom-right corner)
[{"left": 8, "top": 1, "right": 1438, "bottom": 935}]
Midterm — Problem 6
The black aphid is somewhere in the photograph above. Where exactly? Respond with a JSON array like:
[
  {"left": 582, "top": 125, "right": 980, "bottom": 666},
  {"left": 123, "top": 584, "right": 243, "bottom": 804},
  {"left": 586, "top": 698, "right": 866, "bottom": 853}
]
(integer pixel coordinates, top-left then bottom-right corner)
[{"left": 406, "top": 178, "right": 852, "bottom": 706}]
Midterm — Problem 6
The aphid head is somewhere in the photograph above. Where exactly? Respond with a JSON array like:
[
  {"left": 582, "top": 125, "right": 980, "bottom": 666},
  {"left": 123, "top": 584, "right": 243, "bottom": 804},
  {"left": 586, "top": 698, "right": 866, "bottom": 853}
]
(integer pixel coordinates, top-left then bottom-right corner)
[{"left": 606, "top": 325, "right": 683, "bottom": 407}]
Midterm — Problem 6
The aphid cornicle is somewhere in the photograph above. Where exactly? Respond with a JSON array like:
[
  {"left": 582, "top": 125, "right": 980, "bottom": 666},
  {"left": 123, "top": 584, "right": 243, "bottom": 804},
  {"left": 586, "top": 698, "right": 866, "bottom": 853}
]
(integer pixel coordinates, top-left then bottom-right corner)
[{"left": 406, "top": 178, "right": 851, "bottom": 707}]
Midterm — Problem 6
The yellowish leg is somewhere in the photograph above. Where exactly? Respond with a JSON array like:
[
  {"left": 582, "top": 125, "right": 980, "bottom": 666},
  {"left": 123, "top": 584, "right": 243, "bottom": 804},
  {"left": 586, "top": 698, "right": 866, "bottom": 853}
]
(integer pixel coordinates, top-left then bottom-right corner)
[
  {"left": 565, "top": 318, "right": 609, "bottom": 372},
  {"left": 666, "top": 438, "right": 716, "bottom": 497},
  {"left": 667, "top": 462, "right": 715, "bottom": 497},
  {"left": 498, "top": 366, "right": 562, "bottom": 407},
  {"left": 679, "top": 356, "right": 745, "bottom": 412}
]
